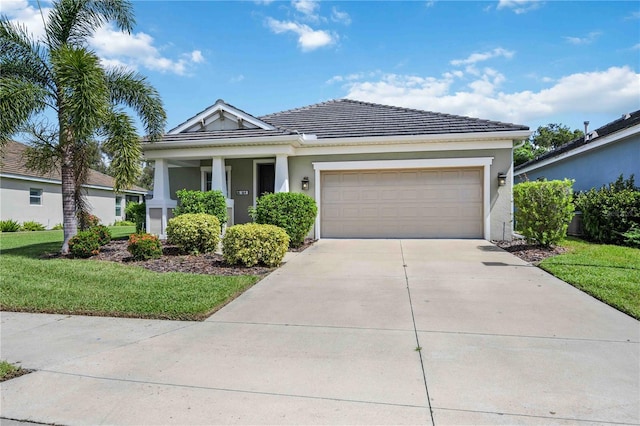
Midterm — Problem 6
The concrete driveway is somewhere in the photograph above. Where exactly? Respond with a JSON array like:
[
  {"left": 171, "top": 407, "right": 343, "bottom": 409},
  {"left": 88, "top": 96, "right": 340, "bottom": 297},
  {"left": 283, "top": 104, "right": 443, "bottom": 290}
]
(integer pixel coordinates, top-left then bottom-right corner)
[{"left": 1, "top": 239, "right": 638, "bottom": 425}]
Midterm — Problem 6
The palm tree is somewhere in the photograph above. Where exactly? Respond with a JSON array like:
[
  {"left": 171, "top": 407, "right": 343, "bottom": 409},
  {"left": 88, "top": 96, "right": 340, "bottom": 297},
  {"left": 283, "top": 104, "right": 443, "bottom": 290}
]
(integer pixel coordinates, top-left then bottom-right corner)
[{"left": 0, "top": 0, "right": 166, "bottom": 253}]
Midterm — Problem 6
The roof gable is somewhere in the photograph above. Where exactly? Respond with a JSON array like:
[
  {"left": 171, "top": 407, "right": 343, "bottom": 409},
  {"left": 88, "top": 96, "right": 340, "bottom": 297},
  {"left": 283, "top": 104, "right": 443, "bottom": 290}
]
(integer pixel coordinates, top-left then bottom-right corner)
[
  {"left": 259, "top": 99, "right": 529, "bottom": 139},
  {"left": 168, "top": 99, "right": 276, "bottom": 134}
]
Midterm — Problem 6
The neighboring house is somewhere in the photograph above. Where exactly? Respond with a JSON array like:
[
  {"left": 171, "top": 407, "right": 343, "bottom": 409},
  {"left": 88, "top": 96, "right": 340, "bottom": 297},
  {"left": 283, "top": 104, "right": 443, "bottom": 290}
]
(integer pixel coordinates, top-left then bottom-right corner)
[
  {"left": 1, "top": 140, "right": 147, "bottom": 228},
  {"left": 515, "top": 110, "right": 640, "bottom": 192},
  {"left": 142, "top": 99, "right": 530, "bottom": 240}
]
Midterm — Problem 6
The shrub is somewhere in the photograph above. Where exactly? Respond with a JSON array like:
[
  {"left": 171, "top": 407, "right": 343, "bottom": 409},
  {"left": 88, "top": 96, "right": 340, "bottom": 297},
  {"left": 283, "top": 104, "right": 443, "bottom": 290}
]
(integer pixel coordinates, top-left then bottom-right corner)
[
  {"left": 251, "top": 192, "right": 317, "bottom": 247},
  {"left": 78, "top": 212, "right": 100, "bottom": 230},
  {"left": 166, "top": 213, "right": 221, "bottom": 255},
  {"left": 222, "top": 223, "right": 289, "bottom": 267},
  {"left": 174, "top": 190, "right": 227, "bottom": 225},
  {"left": 575, "top": 175, "right": 640, "bottom": 246},
  {"left": 127, "top": 233, "right": 163, "bottom": 260},
  {"left": 68, "top": 230, "right": 101, "bottom": 258},
  {"left": 125, "top": 202, "right": 146, "bottom": 233},
  {"left": 622, "top": 224, "right": 640, "bottom": 248},
  {"left": 0, "top": 219, "right": 21, "bottom": 232},
  {"left": 21, "top": 221, "right": 45, "bottom": 231},
  {"left": 51, "top": 223, "right": 64, "bottom": 230},
  {"left": 89, "top": 225, "right": 112, "bottom": 246},
  {"left": 113, "top": 220, "right": 135, "bottom": 226},
  {"left": 514, "top": 179, "right": 575, "bottom": 247}
]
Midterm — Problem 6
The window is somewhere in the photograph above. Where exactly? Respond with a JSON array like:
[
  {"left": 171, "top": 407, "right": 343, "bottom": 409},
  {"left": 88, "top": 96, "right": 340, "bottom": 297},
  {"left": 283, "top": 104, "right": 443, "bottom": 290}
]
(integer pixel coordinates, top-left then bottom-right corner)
[
  {"left": 30, "top": 188, "right": 42, "bottom": 205},
  {"left": 115, "top": 196, "right": 122, "bottom": 217},
  {"left": 201, "top": 167, "right": 231, "bottom": 195}
]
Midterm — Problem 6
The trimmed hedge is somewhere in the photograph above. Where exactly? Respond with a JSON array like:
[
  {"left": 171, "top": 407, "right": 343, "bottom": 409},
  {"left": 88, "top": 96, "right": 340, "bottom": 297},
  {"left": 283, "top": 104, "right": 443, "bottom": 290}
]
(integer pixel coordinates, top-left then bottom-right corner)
[
  {"left": 222, "top": 223, "right": 289, "bottom": 267},
  {"left": 575, "top": 175, "right": 640, "bottom": 246},
  {"left": 127, "top": 233, "right": 162, "bottom": 260},
  {"left": 174, "top": 190, "right": 227, "bottom": 225},
  {"left": 166, "top": 213, "right": 221, "bottom": 255},
  {"left": 251, "top": 192, "right": 317, "bottom": 247},
  {"left": 514, "top": 179, "right": 575, "bottom": 247}
]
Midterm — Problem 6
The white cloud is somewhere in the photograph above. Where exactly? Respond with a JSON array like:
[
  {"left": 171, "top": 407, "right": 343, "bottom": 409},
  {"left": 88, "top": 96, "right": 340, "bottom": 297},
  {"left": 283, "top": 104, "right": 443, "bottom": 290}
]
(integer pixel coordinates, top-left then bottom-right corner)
[
  {"left": 425, "top": 1, "right": 436, "bottom": 8},
  {"left": 450, "top": 48, "right": 514, "bottom": 66},
  {"left": 230, "top": 74, "right": 245, "bottom": 83},
  {"left": 331, "top": 7, "right": 351, "bottom": 25},
  {"left": 339, "top": 66, "right": 640, "bottom": 125},
  {"left": 292, "top": 0, "right": 319, "bottom": 16},
  {"left": 496, "top": 0, "right": 543, "bottom": 14},
  {"left": 624, "top": 11, "right": 640, "bottom": 20},
  {"left": 3, "top": 2, "right": 203, "bottom": 76},
  {"left": 266, "top": 18, "right": 335, "bottom": 51},
  {"left": 564, "top": 31, "right": 602, "bottom": 45},
  {"left": 632, "top": 43, "right": 640, "bottom": 50}
]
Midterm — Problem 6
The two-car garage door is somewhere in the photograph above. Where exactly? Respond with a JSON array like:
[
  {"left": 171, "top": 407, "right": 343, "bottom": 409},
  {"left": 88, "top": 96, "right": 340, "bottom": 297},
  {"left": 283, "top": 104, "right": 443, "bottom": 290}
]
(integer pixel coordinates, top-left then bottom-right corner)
[{"left": 320, "top": 167, "right": 483, "bottom": 238}]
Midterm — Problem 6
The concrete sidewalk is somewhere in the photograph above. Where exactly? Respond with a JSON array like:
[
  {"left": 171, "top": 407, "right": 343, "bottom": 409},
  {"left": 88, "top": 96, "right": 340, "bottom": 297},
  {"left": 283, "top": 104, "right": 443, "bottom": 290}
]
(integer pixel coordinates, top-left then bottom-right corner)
[{"left": 1, "top": 239, "right": 639, "bottom": 425}]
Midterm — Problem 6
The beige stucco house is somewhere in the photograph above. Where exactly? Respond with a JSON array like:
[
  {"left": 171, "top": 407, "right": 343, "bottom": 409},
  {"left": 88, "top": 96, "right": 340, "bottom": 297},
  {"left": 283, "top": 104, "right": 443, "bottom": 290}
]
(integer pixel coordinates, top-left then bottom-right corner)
[
  {"left": 1, "top": 141, "right": 146, "bottom": 228},
  {"left": 143, "top": 99, "right": 530, "bottom": 240}
]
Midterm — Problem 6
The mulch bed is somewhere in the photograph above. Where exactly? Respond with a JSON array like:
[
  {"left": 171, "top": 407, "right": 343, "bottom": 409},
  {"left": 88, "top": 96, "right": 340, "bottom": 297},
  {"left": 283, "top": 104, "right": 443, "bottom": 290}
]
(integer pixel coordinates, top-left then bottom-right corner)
[
  {"left": 87, "top": 238, "right": 316, "bottom": 276},
  {"left": 493, "top": 238, "right": 567, "bottom": 264}
]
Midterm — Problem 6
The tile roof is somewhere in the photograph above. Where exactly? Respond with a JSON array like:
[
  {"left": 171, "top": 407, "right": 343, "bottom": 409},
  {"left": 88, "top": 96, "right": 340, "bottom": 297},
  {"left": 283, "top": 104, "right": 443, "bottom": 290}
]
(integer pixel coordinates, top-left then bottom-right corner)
[
  {"left": 1, "top": 141, "right": 147, "bottom": 192},
  {"left": 158, "top": 128, "right": 296, "bottom": 143},
  {"left": 515, "top": 109, "right": 640, "bottom": 171},
  {"left": 259, "top": 99, "right": 529, "bottom": 139}
]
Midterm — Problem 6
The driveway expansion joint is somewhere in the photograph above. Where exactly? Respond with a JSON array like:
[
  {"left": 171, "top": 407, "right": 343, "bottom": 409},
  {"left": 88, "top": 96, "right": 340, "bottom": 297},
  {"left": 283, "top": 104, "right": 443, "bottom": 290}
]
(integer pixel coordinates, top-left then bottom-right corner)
[
  {"left": 206, "top": 319, "right": 414, "bottom": 333},
  {"left": 415, "top": 328, "right": 640, "bottom": 344}
]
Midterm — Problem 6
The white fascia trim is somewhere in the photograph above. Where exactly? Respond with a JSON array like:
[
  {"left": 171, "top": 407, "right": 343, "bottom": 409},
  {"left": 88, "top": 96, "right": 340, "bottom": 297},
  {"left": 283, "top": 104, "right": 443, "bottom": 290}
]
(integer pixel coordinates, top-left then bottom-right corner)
[
  {"left": 516, "top": 125, "right": 639, "bottom": 175},
  {"left": 168, "top": 101, "right": 275, "bottom": 134},
  {"left": 144, "top": 144, "right": 297, "bottom": 161},
  {"left": 143, "top": 134, "right": 301, "bottom": 151},
  {"left": 301, "top": 130, "right": 531, "bottom": 147},
  {"left": 298, "top": 139, "right": 512, "bottom": 156},
  {"left": 0, "top": 173, "right": 146, "bottom": 194},
  {"left": 312, "top": 157, "right": 494, "bottom": 241}
]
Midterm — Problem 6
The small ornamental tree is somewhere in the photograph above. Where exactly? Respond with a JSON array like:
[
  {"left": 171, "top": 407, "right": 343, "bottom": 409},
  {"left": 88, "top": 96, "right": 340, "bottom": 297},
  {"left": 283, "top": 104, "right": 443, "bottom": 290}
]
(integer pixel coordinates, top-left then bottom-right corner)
[
  {"left": 513, "top": 179, "right": 575, "bottom": 247},
  {"left": 251, "top": 192, "right": 317, "bottom": 248},
  {"left": 125, "top": 202, "right": 146, "bottom": 233},
  {"left": 173, "top": 190, "right": 227, "bottom": 225}
]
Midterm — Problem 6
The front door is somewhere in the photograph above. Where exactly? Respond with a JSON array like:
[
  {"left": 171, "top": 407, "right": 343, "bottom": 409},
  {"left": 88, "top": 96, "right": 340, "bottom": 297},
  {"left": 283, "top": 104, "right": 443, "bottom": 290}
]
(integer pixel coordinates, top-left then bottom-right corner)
[{"left": 257, "top": 163, "right": 275, "bottom": 197}]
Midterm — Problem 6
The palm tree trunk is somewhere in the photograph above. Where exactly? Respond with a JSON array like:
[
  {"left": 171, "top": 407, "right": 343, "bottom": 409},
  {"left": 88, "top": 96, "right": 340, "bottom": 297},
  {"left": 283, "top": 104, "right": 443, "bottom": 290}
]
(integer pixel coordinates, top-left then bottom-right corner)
[{"left": 61, "top": 145, "right": 77, "bottom": 254}]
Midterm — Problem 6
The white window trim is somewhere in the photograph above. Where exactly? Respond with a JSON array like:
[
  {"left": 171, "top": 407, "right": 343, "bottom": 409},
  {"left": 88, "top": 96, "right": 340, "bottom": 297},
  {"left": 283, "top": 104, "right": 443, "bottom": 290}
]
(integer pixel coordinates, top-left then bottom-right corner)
[
  {"left": 312, "top": 157, "right": 494, "bottom": 240},
  {"left": 200, "top": 166, "right": 232, "bottom": 195},
  {"left": 29, "top": 187, "right": 43, "bottom": 206},
  {"left": 252, "top": 159, "right": 275, "bottom": 207}
]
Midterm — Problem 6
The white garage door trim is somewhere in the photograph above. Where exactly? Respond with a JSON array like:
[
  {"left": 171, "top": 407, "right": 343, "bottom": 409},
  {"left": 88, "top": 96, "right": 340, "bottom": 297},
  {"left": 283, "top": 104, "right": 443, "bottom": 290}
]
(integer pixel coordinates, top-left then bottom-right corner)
[{"left": 313, "top": 157, "right": 494, "bottom": 240}]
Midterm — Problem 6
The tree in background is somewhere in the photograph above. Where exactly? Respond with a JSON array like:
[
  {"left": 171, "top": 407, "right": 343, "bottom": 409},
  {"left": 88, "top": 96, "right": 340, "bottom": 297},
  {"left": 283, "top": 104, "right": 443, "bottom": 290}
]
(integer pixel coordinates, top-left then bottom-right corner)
[
  {"left": 0, "top": 0, "right": 166, "bottom": 253},
  {"left": 514, "top": 123, "right": 584, "bottom": 167}
]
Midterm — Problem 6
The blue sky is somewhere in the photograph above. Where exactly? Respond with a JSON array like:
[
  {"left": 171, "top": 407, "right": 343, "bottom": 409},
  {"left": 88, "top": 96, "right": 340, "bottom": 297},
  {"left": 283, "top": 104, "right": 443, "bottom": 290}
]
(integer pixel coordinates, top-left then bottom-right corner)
[{"left": 4, "top": 0, "right": 640, "bottom": 132}]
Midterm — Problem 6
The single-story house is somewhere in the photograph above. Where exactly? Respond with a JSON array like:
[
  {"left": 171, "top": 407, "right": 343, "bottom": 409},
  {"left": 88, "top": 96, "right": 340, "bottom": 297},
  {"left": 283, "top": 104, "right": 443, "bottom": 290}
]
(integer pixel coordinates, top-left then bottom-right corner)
[
  {"left": 515, "top": 110, "right": 640, "bottom": 192},
  {"left": 1, "top": 140, "right": 147, "bottom": 228},
  {"left": 142, "top": 99, "right": 530, "bottom": 240}
]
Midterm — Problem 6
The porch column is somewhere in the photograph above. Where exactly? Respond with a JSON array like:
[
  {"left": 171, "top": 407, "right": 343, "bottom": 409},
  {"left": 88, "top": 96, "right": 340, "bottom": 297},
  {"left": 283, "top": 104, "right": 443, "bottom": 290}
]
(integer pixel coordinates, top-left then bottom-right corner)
[
  {"left": 146, "top": 158, "right": 177, "bottom": 238},
  {"left": 274, "top": 154, "right": 289, "bottom": 193},
  {"left": 211, "top": 156, "right": 227, "bottom": 197}
]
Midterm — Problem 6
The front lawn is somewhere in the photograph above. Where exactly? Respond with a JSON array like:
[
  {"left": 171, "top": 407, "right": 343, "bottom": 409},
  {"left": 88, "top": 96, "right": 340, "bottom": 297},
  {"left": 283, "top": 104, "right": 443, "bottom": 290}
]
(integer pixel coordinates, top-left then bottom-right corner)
[
  {"left": 0, "top": 228, "right": 261, "bottom": 320},
  {"left": 540, "top": 238, "right": 640, "bottom": 320}
]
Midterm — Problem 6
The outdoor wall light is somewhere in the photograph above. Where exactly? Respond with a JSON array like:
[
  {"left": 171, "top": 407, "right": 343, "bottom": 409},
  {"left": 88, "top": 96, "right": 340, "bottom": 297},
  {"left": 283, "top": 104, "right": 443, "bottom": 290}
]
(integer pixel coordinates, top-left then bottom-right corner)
[
  {"left": 497, "top": 172, "right": 507, "bottom": 187},
  {"left": 301, "top": 176, "right": 310, "bottom": 190}
]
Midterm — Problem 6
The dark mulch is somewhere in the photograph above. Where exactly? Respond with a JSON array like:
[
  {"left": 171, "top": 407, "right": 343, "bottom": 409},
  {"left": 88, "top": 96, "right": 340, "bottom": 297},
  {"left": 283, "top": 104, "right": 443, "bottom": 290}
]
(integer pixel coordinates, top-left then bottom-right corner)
[
  {"left": 89, "top": 238, "right": 316, "bottom": 276},
  {"left": 0, "top": 366, "right": 32, "bottom": 382},
  {"left": 493, "top": 238, "right": 567, "bottom": 264}
]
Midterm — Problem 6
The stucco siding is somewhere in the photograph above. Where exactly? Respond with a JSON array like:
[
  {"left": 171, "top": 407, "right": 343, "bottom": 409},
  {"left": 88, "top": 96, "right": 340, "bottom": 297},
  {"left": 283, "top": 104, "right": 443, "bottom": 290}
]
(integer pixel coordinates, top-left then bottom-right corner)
[
  {"left": 1, "top": 178, "right": 63, "bottom": 228},
  {"left": 0, "top": 177, "right": 125, "bottom": 228},
  {"left": 515, "top": 136, "right": 640, "bottom": 192},
  {"left": 169, "top": 167, "right": 199, "bottom": 196}
]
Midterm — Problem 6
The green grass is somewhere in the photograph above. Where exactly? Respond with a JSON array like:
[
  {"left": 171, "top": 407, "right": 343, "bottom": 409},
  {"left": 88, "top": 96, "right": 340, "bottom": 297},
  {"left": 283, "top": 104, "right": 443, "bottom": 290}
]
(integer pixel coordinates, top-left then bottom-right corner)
[
  {"left": 0, "top": 360, "right": 28, "bottom": 381},
  {"left": 0, "top": 228, "right": 261, "bottom": 320},
  {"left": 540, "top": 237, "right": 640, "bottom": 320}
]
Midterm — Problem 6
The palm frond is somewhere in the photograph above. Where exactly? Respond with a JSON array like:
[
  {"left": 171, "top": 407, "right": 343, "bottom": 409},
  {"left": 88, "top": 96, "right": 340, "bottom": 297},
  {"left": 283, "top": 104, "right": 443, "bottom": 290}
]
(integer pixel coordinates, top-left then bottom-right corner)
[
  {"left": 0, "top": 78, "right": 48, "bottom": 143},
  {"left": 50, "top": 45, "right": 109, "bottom": 142},
  {"left": 45, "top": 0, "right": 134, "bottom": 49},
  {"left": 105, "top": 67, "right": 166, "bottom": 141},
  {"left": 102, "top": 109, "right": 140, "bottom": 191}
]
